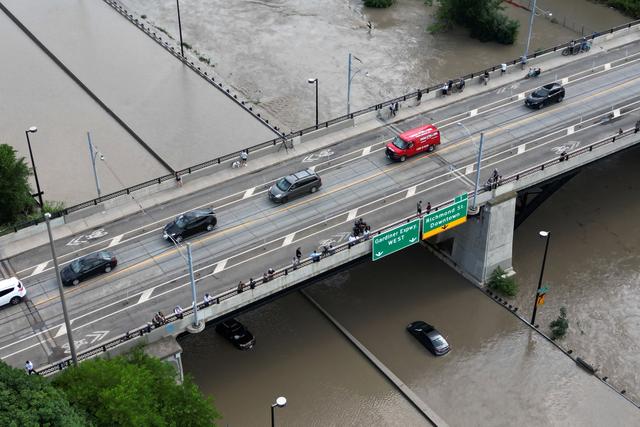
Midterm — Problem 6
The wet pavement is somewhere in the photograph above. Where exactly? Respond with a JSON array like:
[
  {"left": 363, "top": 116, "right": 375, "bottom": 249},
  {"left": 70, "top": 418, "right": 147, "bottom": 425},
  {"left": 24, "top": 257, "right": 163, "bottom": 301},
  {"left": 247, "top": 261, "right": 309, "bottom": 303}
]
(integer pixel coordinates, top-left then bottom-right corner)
[{"left": 122, "top": 0, "right": 628, "bottom": 130}]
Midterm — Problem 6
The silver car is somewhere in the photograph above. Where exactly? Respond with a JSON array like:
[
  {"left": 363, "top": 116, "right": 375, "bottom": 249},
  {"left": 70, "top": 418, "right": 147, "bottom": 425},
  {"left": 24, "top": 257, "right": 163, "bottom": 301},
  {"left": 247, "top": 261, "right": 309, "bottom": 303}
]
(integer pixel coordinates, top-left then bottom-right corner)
[{"left": 269, "top": 169, "right": 322, "bottom": 203}]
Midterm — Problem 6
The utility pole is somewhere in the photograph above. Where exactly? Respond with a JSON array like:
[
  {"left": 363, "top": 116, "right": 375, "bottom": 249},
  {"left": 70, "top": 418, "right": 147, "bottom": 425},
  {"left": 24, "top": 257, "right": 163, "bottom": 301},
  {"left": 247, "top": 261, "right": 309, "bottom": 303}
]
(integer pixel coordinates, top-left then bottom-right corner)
[
  {"left": 186, "top": 243, "right": 201, "bottom": 329},
  {"left": 523, "top": 0, "right": 538, "bottom": 60},
  {"left": 45, "top": 213, "right": 78, "bottom": 366},
  {"left": 86, "top": 132, "right": 101, "bottom": 197},
  {"left": 531, "top": 230, "right": 551, "bottom": 326},
  {"left": 176, "top": 0, "right": 185, "bottom": 57}
]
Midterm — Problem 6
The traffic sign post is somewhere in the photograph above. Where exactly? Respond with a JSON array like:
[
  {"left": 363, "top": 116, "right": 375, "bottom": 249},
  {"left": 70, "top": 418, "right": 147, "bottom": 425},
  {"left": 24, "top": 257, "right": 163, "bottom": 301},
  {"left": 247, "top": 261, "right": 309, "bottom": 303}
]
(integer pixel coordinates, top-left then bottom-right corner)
[
  {"left": 422, "top": 194, "right": 468, "bottom": 240},
  {"left": 372, "top": 219, "right": 421, "bottom": 261}
]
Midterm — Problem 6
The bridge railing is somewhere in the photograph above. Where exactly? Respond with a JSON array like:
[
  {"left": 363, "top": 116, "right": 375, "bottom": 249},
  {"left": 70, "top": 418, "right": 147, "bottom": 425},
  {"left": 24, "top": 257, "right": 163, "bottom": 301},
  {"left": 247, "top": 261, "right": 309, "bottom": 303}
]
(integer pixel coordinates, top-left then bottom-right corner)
[
  {"left": 5, "top": 20, "right": 639, "bottom": 238},
  {"left": 34, "top": 125, "right": 640, "bottom": 376}
]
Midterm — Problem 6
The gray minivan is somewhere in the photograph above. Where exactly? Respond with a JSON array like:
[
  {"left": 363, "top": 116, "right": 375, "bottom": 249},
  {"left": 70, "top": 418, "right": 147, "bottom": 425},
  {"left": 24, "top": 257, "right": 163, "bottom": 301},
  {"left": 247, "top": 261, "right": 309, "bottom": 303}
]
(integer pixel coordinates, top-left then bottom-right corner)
[{"left": 269, "top": 169, "right": 322, "bottom": 203}]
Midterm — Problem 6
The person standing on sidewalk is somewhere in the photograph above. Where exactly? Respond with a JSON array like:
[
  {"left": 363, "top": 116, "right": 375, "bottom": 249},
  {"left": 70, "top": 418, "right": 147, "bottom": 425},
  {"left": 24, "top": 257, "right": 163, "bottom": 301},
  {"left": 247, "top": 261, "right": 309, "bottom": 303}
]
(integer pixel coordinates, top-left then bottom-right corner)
[
  {"left": 417, "top": 200, "right": 422, "bottom": 215},
  {"left": 426, "top": 202, "right": 431, "bottom": 214},
  {"left": 25, "top": 360, "right": 35, "bottom": 375}
]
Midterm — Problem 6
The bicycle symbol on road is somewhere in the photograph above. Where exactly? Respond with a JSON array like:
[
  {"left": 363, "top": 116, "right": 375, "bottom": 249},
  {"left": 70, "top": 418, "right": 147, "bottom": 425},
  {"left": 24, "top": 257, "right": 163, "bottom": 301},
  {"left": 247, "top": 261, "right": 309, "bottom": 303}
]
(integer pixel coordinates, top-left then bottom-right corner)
[
  {"left": 303, "top": 149, "right": 334, "bottom": 163},
  {"left": 551, "top": 141, "right": 580, "bottom": 154},
  {"left": 66, "top": 229, "right": 108, "bottom": 246}
]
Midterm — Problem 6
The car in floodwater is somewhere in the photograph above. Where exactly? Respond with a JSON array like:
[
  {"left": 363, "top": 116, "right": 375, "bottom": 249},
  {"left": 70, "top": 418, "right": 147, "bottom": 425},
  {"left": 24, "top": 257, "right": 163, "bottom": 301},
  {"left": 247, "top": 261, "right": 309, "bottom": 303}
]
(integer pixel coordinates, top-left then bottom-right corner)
[
  {"left": 163, "top": 208, "right": 217, "bottom": 243},
  {"left": 216, "top": 318, "right": 255, "bottom": 350},
  {"left": 406, "top": 321, "right": 450, "bottom": 356},
  {"left": 61, "top": 251, "right": 117, "bottom": 286}
]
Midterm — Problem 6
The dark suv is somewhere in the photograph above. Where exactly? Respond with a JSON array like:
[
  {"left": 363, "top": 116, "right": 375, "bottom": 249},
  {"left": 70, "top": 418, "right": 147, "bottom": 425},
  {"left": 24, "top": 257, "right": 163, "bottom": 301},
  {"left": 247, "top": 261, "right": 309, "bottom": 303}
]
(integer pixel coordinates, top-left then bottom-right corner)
[
  {"left": 525, "top": 83, "right": 565, "bottom": 109},
  {"left": 216, "top": 318, "right": 255, "bottom": 350},
  {"left": 269, "top": 169, "right": 322, "bottom": 203}
]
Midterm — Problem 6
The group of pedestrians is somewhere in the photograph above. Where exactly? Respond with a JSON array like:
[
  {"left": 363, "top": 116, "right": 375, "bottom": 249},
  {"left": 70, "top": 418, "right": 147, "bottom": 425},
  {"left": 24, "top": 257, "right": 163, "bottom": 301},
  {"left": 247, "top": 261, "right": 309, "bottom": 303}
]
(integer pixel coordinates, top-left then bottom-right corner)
[{"left": 416, "top": 200, "right": 432, "bottom": 216}]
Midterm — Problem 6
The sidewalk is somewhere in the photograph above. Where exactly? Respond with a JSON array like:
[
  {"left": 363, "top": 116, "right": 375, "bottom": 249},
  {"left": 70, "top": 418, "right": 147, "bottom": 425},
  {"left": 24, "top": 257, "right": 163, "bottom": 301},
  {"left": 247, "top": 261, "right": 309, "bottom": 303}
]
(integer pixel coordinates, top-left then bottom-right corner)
[{"left": 2, "top": 26, "right": 639, "bottom": 260}]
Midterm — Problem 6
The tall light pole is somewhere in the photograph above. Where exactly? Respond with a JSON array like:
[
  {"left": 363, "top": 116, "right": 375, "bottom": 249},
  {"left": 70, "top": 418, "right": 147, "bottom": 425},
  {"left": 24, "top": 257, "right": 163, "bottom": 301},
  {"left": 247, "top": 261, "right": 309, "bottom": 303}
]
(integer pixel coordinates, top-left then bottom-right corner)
[
  {"left": 176, "top": 0, "right": 185, "bottom": 57},
  {"left": 271, "top": 396, "right": 287, "bottom": 427},
  {"left": 523, "top": 0, "right": 538, "bottom": 61},
  {"left": 44, "top": 213, "right": 78, "bottom": 366},
  {"left": 186, "top": 242, "right": 202, "bottom": 330},
  {"left": 86, "top": 132, "right": 102, "bottom": 197},
  {"left": 24, "top": 126, "right": 44, "bottom": 209},
  {"left": 308, "top": 78, "right": 318, "bottom": 127},
  {"left": 347, "top": 53, "right": 364, "bottom": 115},
  {"left": 456, "top": 123, "right": 484, "bottom": 213},
  {"left": 531, "top": 230, "right": 551, "bottom": 326}
]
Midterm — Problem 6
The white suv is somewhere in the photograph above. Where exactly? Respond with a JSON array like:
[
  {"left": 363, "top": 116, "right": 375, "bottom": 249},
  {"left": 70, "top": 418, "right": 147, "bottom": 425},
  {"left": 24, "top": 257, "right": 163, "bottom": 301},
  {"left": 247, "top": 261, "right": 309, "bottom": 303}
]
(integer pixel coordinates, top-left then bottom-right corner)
[{"left": 0, "top": 277, "right": 27, "bottom": 306}]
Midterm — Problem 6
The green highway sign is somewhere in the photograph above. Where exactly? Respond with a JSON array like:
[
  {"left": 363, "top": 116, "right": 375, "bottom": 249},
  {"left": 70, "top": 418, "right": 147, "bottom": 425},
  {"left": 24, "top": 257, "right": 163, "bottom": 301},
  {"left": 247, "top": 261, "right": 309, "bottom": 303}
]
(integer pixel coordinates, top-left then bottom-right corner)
[
  {"left": 422, "top": 193, "right": 468, "bottom": 239},
  {"left": 372, "top": 219, "right": 421, "bottom": 261}
]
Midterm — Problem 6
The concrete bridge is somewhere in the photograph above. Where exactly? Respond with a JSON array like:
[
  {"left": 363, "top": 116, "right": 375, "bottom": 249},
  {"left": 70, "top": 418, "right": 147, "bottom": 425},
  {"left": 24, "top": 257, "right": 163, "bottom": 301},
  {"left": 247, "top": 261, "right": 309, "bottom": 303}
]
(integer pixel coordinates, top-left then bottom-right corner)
[{"left": 2, "top": 21, "right": 640, "bottom": 382}]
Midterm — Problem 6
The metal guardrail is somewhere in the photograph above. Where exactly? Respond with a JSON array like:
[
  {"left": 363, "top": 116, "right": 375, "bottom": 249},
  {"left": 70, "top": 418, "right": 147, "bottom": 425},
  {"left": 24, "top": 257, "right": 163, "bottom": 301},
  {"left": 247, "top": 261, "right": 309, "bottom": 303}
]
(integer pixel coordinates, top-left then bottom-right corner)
[
  {"left": 35, "top": 125, "right": 640, "bottom": 376},
  {"left": 5, "top": 19, "right": 640, "bottom": 237}
]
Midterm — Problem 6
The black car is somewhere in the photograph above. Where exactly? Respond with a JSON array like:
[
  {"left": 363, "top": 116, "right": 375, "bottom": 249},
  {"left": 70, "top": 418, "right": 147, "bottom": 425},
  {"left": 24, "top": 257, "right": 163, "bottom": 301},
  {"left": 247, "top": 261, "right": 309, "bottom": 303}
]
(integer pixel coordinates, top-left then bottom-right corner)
[
  {"left": 269, "top": 169, "right": 322, "bottom": 203},
  {"left": 163, "top": 208, "right": 217, "bottom": 243},
  {"left": 216, "top": 318, "right": 255, "bottom": 350},
  {"left": 525, "top": 83, "right": 565, "bottom": 109},
  {"left": 61, "top": 251, "right": 117, "bottom": 286},
  {"left": 407, "top": 321, "right": 450, "bottom": 356}
]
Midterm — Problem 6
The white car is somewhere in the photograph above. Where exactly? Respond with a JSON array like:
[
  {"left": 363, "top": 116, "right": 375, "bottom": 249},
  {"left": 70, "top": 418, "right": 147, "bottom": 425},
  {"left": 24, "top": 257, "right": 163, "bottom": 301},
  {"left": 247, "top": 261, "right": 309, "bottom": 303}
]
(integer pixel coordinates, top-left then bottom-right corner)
[{"left": 0, "top": 277, "right": 27, "bottom": 306}]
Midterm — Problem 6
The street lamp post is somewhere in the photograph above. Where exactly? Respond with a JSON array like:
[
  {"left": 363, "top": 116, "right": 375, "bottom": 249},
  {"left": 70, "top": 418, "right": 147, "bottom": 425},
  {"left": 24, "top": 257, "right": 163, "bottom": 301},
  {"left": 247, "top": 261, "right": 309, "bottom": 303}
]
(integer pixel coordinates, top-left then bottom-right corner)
[
  {"left": 456, "top": 123, "right": 484, "bottom": 213},
  {"left": 531, "top": 230, "right": 551, "bottom": 326},
  {"left": 86, "top": 132, "right": 102, "bottom": 197},
  {"left": 186, "top": 243, "right": 202, "bottom": 330},
  {"left": 271, "top": 396, "right": 287, "bottom": 427},
  {"left": 523, "top": 0, "right": 538, "bottom": 61},
  {"left": 347, "top": 53, "right": 364, "bottom": 115},
  {"left": 308, "top": 78, "right": 318, "bottom": 127},
  {"left": 24, "top": 126, "right": 44, "bottom": 209},
  {"left": 176, "top": 0, "right": 185, "bottom": 57},
  {"left": 44, "top": 213, "right": 78, "bottom": 366}
]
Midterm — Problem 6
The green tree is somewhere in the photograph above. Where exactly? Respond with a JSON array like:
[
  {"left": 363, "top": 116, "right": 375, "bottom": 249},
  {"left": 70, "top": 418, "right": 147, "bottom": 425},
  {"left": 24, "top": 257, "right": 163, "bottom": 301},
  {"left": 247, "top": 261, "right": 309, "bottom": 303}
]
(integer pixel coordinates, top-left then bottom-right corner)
[
  {"left": 0, "top": 361, "right": 88, "bottom": 426},
  {"left": 550, "top": 306, "right": 569, "bottom": 340},
  {"left": 364, "top": 0, "right": 394, "bottom": 7},
  {"left": 425, "top": 0, "right": 519, "bottom": 44},
  {"left": 53, "top": 350, "right": 220, "bottom": 427},
  {"left": 487, "top": 266, "right": 518, "bottom": 296},
  {"left": 0, "top": 144, "right": 35, "bottom": 225}
]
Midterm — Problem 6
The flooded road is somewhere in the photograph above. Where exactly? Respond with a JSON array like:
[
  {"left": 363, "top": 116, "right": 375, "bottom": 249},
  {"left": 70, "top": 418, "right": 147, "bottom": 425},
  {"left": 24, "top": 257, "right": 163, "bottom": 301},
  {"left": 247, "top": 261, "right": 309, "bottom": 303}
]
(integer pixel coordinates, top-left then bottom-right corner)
[{"left": 122, "top": 0, "right": 628, "bottom": 129}]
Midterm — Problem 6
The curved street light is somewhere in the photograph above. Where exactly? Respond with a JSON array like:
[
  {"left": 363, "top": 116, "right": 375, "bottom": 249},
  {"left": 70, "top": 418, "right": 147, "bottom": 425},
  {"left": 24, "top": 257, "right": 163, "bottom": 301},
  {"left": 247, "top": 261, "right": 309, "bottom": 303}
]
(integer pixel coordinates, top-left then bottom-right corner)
[
  {"left": 271, "top": 396, "right": 287, "bottom": 427},
  {"left": 308, "top": 78, "right": 318, "bottom": 127},
  {"left": 24, "top": 126, "right": 44, "bottom": 209}
]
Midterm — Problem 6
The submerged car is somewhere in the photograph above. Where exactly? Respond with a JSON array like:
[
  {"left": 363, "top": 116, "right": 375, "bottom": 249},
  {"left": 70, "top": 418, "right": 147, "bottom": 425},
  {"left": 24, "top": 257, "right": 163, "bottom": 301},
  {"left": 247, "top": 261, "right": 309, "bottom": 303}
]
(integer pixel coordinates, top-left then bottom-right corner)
[
  {"left": 163, "top": 208, "right": 217, "bottom": 243},
  {"left": 269, "top": 169, "right": 322, "bottom": 203},
  {"left": 61, "top": 251, "right": 117, "bottom": 286},
  {"left": 406, "top": 321, "right": 450, "bottom": 356},
  {"left": 216, "top": 318, "right": 255, "bottom": 350},
  {"left": 525, "top": 83, "right": 565, "bottom": 109}
]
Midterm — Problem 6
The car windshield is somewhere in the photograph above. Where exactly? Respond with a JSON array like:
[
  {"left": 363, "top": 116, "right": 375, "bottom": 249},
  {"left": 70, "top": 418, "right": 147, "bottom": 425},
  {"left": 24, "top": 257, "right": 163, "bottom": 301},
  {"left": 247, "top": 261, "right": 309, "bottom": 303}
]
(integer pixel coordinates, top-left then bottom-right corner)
[
  {"left": 175, "top": 215, "right": 188, "bottom": 228},
  {"left": 276, "top": 178, "right": 292, "bottom": 191},
  {"left": 532, "top": 88, "right": 549, "bottom": 97},
  {"left": 392, "top": 136, "right": 408, "bottom": 150},
  {"left": 431, "top": 337, "right": 446, "bottom": 347},
  {"left": 99, "top": 252, "right": 111, "bottom": 260},
  {"left": 70, "top": 260, "right": 82, "bottom": 273}
]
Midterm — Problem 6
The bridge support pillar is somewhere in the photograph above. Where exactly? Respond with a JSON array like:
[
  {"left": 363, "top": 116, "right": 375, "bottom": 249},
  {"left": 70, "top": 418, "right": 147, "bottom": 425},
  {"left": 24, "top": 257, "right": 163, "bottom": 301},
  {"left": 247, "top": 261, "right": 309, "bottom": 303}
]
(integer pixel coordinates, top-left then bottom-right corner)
[
  {"left": 440, "top": 191, "right": 516, "bottom": 284},
  {"left": 144, "top": 336, "right": 185, "bottom": 384}
]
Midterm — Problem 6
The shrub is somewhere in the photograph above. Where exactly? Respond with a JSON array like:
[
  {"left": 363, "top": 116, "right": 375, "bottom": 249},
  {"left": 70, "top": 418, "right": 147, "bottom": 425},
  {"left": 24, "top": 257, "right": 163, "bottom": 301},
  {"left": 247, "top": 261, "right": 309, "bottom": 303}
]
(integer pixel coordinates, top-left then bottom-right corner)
[
  {"left": 364, "top": 0, "right": 394, "bottom": 8},
  {"left": 487, "top": 266, "right": 518, "bottom": 296},
  {"left": 550, "top": 306, "right": 569, "bottom": 340}
]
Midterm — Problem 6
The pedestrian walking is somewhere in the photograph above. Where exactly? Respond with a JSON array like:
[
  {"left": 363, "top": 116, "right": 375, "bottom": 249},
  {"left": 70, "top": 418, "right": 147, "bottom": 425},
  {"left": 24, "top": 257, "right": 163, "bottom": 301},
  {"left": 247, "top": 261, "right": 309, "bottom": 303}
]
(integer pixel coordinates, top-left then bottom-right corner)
[
  {"left": 292, "top": 256, "right": 300, "bottom": 269},
  {"left": 394, "top": 102, "right": 399, "bottom": 115},
  {"left": 635, "top": 120, "right": 640, "bottom": 133},
  {"left": 363, "top": 226, "right": 370, "bottom": 240},
  {"left": 296, "top": 247, "right": 302, "bottom": 261},
  {"left": 240, "top": 150, "right": 248, "bottom": 167},
  {"left": 426, "top": 202, "right": 431, "bottom": 214},
  {"left": 25, "top": 360, "right": 35, "bottom": 375},
  {"left": 416, "top": 89, "right": 422, "bottom": 105},
  {"left": 249, "top": 277, "right": 256, "bottom": 289},
  {"left": 174, "top": 305, "right": 184, "bottom": 319},
  {"left": 348, "top": 233, "right": 357, "bottom": 248},
  {"left": 237, "top": 281, "right": 245, "bottom": 294},
  {"left": 389, "top": 104, "right": 394, "bottom": 118},
  {"left": 500, "top": 63, "right": 507, "bottom": 75},
  {"left": 417, "top": 200, "right": 422, "bottom": 215}
]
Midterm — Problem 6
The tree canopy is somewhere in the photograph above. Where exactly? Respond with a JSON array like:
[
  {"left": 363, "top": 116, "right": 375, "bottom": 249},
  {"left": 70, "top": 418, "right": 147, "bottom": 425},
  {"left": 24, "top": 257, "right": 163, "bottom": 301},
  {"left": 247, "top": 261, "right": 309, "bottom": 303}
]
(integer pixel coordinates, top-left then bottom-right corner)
[
  {"left": 0, "top": 361, "right": 87, "bottom": 426},
  {"left": 0, "top": 144, "right": 35, "bottom": 225},
  {"left": 426, "top": 0, "right": 520, "bottom": 44},
  {"left": 52, "top": 350, "right": 220, "bottom": 427}
]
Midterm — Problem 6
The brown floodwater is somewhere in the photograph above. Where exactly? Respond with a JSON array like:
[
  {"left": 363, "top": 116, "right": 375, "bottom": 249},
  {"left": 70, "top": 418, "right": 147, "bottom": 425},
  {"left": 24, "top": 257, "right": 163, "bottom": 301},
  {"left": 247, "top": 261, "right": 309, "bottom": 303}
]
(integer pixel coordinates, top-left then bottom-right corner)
[{"left": 121, "top": 0, "right": 629, "bottom": 129}]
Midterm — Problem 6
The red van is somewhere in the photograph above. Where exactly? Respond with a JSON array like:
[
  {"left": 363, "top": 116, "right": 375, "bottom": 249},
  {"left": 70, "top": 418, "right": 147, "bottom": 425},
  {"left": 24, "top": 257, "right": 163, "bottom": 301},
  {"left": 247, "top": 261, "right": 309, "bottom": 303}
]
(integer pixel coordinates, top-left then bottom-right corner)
[{"left": 385, "top": 124, "right": 440, "bottom": 162}]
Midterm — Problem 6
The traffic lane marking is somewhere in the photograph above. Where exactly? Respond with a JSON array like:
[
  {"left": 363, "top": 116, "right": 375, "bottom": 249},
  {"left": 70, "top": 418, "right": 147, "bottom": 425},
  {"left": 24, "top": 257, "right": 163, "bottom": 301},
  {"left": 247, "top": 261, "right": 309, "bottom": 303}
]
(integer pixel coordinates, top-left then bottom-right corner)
[
  {"left": 2, "top": 116, "right": 628, "bottom": 361},
  {"left": 16, "top": 60, "right": 640, "bottom": 279}
]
